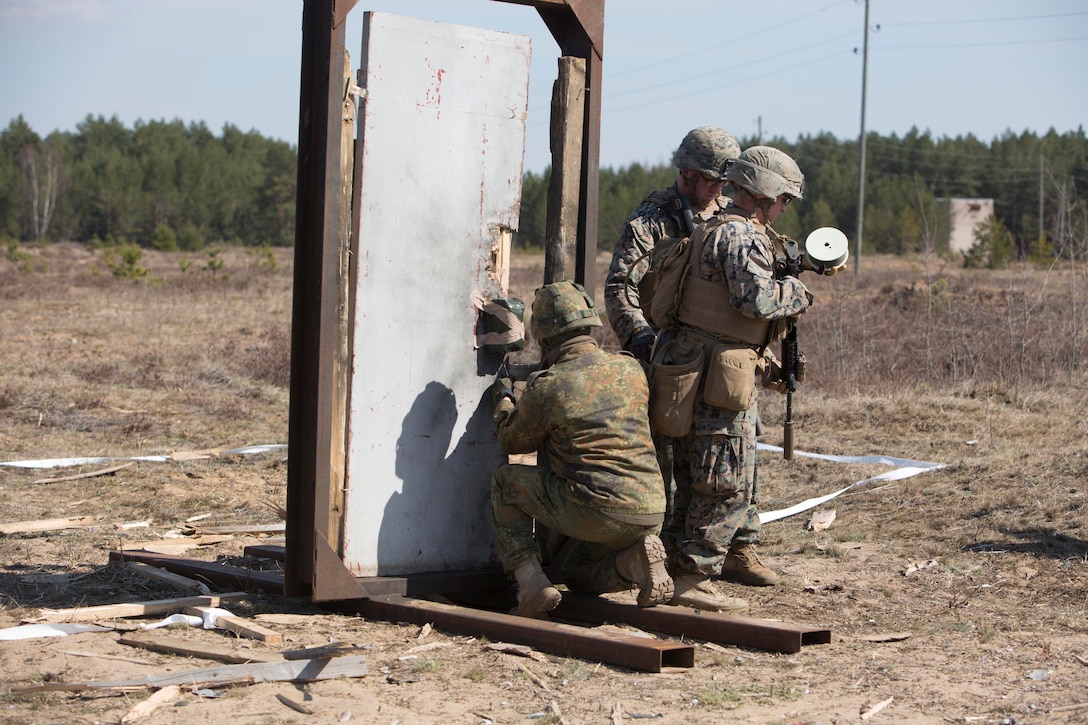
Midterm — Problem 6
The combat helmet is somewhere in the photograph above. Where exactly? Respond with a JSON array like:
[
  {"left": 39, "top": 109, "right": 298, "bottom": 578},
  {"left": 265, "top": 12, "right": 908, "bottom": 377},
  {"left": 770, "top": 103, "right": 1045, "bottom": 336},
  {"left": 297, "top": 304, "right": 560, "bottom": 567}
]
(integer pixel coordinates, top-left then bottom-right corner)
[
  {"left": 530, "top": 281, "right": 601, "bottom": 343},
  {"left": 725, "top": 145, "right": 805, "bottom": 200},
  {"left": 672, "top": 126, "right": 741, "bottom": 180}
]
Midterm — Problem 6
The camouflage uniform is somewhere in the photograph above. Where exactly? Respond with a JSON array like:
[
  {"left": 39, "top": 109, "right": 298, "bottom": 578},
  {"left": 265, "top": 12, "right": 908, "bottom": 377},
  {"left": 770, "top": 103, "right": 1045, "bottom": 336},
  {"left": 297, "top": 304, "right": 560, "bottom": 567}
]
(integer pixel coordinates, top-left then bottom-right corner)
[
  {"left": 603, "top": 186, "right": 728, "bottom": 351},
  {"left": 491, "top": 338, "right": 666, "bottom": 594},
  {"left": 603, "top": 128, "right": 741, "bottom": 573},
  {"left": 667, "top": 206, "right": 812, "bottom": 577}
]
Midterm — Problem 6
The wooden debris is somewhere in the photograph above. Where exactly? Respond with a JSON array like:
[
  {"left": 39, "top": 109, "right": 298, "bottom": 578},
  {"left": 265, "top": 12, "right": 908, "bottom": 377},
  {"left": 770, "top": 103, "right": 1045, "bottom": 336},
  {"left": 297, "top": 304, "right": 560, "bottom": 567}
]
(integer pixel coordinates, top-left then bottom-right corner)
[
  {"left": 282, "top": 642, "right": 370, "bottom": 660},
  {"left": 485, "top": 642, "right": 550, "bottom": 663},
  {"left": 123, "top": 535, "right": 233, "bottom": 555},
  {"left": 32, "top": 462, "right": 134, "bottom": 485},
  {"left": 118, "top": 519, "right": 153, "bottom": 530},
  {"left": 404, "top": 641, "right": 451, "bottom": 655},
  {"left": 32, "top": 592, "right": 248, "bottom": 624},
  {"left": 611, "top": 702, "right": 624, "bottom": 724},
  {"left": 860, "top": 632, "right": 912, "bottom": 643},
  {"left": 9, "top": 654, "right": 368, "bottom": 694},
  {"left": 168, "top": 448, "right": 223, "bottom": 461},
  {"left": 60, "top": 649, "right": 152, "bottom": 665},
  {"left": 276, "top": 693, "right": 315, "bottom": 714},
  {"left": 902, "top": 559, "right": 939, "bottom": 576},
  {"left": 120, "top": 684, "right": 181, "bottom": 723},
  {"left": 119, "top": 631, "right": 284, "bottom": 664},
  {"left": 806, "top": 508, "right": 836, "bottom": 531},
  {"left": 516, "top": 662, "right": 552, "bottom": 692},
  {"left": 184, "top": 606, "right": 283, "bottom": 643},
  {"left": 861, "top": 695, "right": 894, "bottom": 720},
  {"left": 185, "top": 523, "right": 286, "bottom": 535},
  {"left": 0, "top": 515, "right": 95, "bottom": 536},
  {"left": 128, "top": 562, "right": 211, "bottom": 594},
  {"left": 254, "top": 613, "right": 318, "bottom": 625},
  {"left": 417, "top": 622, "right": 432, "bottom": 640}
]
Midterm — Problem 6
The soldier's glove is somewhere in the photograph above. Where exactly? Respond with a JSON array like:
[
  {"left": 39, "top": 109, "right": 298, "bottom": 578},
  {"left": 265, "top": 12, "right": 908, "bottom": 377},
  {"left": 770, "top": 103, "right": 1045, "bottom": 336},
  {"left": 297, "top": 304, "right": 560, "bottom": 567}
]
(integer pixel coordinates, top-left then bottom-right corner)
[
  {"left": 627, "top": 328, "right": 656, "bottom": 364},
  {"left": 761, "top": 351, "right": 788, "bottom": 394},
  {"left": 492, "top": 376, "right": 515, "bottom": 407},
  {"left": 760, "top": 350, "right": 806, "bottom": 393},
  {"left": 823, "top": 261, "right": 848, "bottom": 276}
]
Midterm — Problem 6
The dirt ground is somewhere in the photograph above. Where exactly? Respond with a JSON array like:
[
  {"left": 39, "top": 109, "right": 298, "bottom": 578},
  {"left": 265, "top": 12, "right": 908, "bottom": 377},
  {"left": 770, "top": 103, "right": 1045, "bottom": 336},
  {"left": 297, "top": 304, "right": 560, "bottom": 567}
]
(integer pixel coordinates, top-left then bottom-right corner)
[{"left": 1, "top": 244, "right": 1086, "bottom": 724}]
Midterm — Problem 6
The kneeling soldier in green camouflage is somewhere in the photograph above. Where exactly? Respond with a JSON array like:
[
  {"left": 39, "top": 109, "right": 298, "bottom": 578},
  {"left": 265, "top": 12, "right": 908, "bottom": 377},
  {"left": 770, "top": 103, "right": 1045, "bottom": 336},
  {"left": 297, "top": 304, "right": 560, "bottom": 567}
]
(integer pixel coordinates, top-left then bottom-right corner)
[{"left": 490, "top": 281, "right": 673, "bottom": 618}]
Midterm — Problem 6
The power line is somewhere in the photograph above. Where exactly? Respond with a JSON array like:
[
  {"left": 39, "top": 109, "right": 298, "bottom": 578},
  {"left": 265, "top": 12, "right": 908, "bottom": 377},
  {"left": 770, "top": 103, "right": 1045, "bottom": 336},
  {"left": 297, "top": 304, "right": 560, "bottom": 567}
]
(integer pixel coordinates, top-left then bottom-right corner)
[
  {"left": 605, "top": 0, "right": 854, "bottom": 80},
  {"left": 602, "top": 49, "right": 853, "bottom": 116},
  {"left": 602, "top": 29, "right": 857, "bottom": 101},
  {"left": 880, "top": 11, "right": 1088, "bottom": 27},
  {"left": 877, "top": 36, "right": 1088, "bottom": 51}
]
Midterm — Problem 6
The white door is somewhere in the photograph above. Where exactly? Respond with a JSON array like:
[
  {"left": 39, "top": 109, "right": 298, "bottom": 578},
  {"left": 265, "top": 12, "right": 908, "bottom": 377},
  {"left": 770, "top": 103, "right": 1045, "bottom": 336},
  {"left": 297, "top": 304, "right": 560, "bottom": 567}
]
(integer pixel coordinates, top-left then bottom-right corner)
[{"left": 342, "top": 12, "right": 531, "bottom": 576}]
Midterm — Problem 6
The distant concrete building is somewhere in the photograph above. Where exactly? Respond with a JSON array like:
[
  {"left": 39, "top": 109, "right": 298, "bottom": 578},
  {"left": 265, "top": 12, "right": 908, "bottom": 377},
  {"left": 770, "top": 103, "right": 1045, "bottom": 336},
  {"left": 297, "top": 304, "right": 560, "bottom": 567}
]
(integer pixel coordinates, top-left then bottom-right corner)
[{"left": 946, "top": 198, "right": 994, "bottom": 255}]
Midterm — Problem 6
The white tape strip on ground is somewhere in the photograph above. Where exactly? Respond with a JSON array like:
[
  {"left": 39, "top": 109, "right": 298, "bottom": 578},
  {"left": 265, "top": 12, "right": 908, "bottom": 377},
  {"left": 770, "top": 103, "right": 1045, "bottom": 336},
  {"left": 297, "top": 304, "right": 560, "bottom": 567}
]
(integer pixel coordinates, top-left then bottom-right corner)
[
  {"left": 1, "top": 442, "right": 943, "bottom": 527},
  {"left": 0, "top": 444, "right": 287, "bottom": 470},
  {"left": 756, "top": 443, "right": 947, "bottom": 523}
]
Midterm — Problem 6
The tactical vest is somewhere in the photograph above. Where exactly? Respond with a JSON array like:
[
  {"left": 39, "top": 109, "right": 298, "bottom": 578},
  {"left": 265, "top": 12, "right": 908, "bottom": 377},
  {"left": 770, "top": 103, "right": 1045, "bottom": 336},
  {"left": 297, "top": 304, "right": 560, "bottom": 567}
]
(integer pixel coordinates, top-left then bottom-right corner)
[
  {"left": 629, "top": 190, "right": 723, "bottom": 319},
  {"left": 667, "top": 213, "right": 785, "bottom": 348}
]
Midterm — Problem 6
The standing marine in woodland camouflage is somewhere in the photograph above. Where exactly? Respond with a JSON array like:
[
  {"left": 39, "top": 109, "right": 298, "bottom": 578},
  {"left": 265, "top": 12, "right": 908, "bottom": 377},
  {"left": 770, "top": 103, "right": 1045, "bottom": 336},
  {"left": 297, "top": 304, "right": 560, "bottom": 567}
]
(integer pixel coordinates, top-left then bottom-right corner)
[
  {"left": 489, "top": 281, "right": 673, "bottom": 618},
  {"left": 657, "top": 146, "right": 814, "bottom": 603}
]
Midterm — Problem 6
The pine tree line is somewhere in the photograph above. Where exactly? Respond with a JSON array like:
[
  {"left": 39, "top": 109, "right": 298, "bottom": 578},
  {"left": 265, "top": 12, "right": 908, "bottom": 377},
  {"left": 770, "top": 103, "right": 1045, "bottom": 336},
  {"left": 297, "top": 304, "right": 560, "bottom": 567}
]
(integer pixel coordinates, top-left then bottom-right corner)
[
  {"left": 519, "top": 127, "right": 1088, "bottom": 262},
  {"left": 3, "top": 115, "right": 1085, "bottom": 261},
  {"left": 0, "top": 115, "right": 295, "bottom": 249}
]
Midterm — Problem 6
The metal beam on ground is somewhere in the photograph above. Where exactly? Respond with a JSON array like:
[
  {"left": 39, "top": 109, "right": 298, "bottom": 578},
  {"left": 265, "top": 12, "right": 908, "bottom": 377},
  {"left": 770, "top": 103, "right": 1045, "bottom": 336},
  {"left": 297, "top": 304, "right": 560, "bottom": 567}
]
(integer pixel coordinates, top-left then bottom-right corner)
[
  {"left": 554, "top": 592, "right": 831, "bottom": 654},
  {"left": 349, "top": 594, "right": 695, "bottom": 673}
]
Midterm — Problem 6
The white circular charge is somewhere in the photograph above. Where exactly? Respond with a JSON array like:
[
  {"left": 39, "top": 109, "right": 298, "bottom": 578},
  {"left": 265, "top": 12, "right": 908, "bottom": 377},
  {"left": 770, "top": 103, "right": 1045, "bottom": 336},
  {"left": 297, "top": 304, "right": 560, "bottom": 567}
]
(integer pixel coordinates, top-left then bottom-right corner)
[{"left": 803, "top": 227, "right": 850, "bottom": 268}]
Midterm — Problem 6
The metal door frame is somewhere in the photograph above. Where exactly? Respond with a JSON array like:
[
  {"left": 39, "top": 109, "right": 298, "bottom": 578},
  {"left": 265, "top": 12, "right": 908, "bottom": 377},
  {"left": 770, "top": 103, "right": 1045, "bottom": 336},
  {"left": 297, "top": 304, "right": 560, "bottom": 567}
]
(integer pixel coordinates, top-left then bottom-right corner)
[{"left": 285, "top": 0, "right": 604, "bottom": 600}]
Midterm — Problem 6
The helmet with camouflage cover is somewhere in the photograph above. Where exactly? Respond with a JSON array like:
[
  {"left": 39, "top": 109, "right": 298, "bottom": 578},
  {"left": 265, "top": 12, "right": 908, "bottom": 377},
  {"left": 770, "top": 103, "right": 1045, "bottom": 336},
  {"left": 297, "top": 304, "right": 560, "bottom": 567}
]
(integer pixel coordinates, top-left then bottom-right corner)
[
  {"left": 725, "top": 145, "right": 805, "bottom": 200},
  {"left": 672, "top": 126, "right": 741, "bottom": 180},
  {"left": 530, "top": 281, "right": 602, "bottom": 342}
]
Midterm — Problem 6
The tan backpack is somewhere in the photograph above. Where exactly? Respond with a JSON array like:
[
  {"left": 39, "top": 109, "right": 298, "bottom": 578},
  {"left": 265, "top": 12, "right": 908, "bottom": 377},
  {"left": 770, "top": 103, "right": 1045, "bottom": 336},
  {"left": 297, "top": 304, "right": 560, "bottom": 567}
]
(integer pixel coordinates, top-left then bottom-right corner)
[{"left": 645, "top": 215, "right": 728, "bottom": 331}]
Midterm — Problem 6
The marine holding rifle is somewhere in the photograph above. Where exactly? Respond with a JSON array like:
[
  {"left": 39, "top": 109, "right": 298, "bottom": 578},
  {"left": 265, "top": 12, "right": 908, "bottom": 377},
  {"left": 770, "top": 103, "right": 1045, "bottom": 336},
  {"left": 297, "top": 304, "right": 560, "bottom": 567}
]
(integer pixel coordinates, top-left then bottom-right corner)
[{"left": 653, "top": 146, "right": 815, "bottom": 602}]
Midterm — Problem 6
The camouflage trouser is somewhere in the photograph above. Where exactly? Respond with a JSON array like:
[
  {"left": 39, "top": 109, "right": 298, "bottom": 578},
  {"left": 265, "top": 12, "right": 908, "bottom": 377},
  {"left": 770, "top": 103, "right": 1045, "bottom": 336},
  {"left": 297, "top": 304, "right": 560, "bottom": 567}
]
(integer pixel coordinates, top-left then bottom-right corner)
[
  {"left": 654, "top": 430, "right": 677, "bottom": 556},
  {"left": 665, "top": 432, "right": 761, "bottom": 577},
  {"left": 491, "top": 463, "right": 662, "bottom": 594}
]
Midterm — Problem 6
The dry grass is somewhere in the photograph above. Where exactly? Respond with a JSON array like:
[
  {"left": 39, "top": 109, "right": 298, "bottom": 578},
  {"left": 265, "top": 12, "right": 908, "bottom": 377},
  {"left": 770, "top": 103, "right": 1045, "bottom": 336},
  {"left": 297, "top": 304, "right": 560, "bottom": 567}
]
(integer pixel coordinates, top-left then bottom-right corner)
[{"left": 0, "top": 243, "right": 1086, "bottom": 724}]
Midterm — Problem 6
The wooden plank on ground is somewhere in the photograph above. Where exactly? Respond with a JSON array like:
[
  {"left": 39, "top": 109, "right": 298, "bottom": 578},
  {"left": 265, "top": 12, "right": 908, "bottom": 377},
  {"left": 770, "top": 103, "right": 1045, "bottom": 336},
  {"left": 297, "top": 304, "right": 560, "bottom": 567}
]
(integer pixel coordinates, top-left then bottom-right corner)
[
  {"left": 118, "top": 631, "right": 284, "bottom": 664},
  {"left": 0, "top": 516, "right": 95, "bottom": 535},
  {"left": 120, "top": 684, "right": 181, "bottom": 723},
  {"left": 128, "top": 562, "right": 211, "bottom": 594},
  {"left": 187, "top": 523, "right": 285, "bottom": 535},
  {"left": 185, "top": 606, "right": 283, "bottom": 643},
  {"left": 32, "top": 462, "right": 134, "bottom": 485},
  {"left": 9, "top": 654, "right": 368, "bottom": 693},
  {"left": 32, "top": 593, "right": 249, "bottom": 624}
]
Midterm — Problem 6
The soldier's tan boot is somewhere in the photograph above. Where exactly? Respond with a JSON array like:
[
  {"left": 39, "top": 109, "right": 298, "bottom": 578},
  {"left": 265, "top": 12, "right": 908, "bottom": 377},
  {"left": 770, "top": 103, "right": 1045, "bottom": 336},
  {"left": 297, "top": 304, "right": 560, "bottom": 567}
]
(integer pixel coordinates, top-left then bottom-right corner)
[
  {"left": 666, "top": 574, "right": 748, "bottom": 613},
  {"left": 721, "top": 542, "right": 780, "bottom": 587},
  {"left": 615, "top": 534, "right": 674, "bottom": 607},
  {"left": 512, "top": 557, "right": 562, "bottom": 618}
]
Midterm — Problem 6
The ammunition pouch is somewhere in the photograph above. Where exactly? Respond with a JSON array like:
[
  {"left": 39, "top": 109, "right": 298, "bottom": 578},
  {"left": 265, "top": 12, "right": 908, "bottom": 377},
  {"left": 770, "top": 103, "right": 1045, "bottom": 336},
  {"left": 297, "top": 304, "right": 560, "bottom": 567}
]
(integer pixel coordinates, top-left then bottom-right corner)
[
  {"left": 647, "top": 338, "right": 704, "bottom": 438},
  {"left": 704, "top": 343, "right": 759, "bottom": 411}
]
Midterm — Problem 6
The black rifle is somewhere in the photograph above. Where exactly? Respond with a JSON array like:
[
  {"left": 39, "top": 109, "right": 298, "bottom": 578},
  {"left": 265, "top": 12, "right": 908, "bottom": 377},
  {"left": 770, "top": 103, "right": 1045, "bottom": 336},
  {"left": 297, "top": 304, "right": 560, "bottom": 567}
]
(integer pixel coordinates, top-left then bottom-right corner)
[{"left": 775, "top": 238, "right": 804, "bottom": 461}]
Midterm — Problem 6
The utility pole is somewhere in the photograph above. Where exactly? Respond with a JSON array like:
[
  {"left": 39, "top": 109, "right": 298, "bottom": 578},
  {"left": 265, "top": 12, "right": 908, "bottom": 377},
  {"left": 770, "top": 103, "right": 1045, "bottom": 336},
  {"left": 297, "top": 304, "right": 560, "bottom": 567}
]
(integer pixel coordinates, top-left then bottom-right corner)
[
  {"left": 854, "top": 0, "right": 870, "bottom": 274},
  {"left": 756, "top": 115, "right": 763, "bottom": 144},
  {"left": 1038, "top": 153, "right": 1044, "bottom": 243}
]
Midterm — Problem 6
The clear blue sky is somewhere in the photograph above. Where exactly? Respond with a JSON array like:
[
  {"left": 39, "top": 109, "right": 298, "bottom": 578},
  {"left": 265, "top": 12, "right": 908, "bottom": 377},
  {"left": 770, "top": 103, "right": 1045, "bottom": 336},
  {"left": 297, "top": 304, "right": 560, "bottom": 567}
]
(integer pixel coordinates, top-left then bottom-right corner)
[{"left": 1, "top": 0, "right": 1085, "bottom": 174}]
